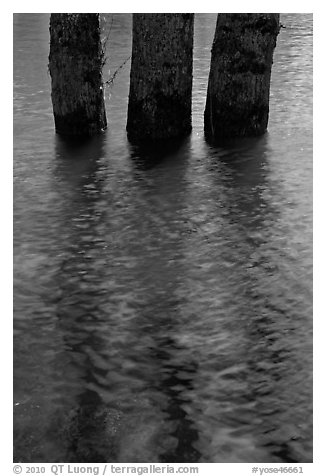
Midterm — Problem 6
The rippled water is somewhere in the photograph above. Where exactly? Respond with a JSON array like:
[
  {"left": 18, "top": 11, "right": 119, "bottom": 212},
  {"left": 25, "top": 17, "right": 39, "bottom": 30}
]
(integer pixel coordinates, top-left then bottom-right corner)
[{"left": 13, "top": 14, "right": 313, "bottom": 463}]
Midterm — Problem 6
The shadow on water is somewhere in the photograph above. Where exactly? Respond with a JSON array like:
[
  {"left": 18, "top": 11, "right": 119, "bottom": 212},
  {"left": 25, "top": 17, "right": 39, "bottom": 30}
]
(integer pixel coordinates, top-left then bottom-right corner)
[
  {"left": 125, "top": 293, "right": 201, "bottom": 463},
  {"left": 113, "top": 142, "right": 202, "bottom": 462},
  {"left": 200, "top": 134, "right": 312, "bottom": 462},
  {"left": 49, "top": 133, "right": 122, "bottom": 462},
  {"left": 54, "top": 134, "right": 107, "bottom": 185},
  {"left": 13, "top": 133, "right": 113, "bottom": 463},
  {"left": 128, "top": 137, "right": 191, "bottom": 171},
  {"left": 156, "top": 339, "right": 201, "bottom": 463}
]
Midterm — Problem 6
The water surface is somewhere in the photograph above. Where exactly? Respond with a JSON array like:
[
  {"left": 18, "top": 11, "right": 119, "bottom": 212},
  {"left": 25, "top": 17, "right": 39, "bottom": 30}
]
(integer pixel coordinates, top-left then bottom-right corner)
[{"left": 13, "top": 13, "right": 313, "bottom": 463}]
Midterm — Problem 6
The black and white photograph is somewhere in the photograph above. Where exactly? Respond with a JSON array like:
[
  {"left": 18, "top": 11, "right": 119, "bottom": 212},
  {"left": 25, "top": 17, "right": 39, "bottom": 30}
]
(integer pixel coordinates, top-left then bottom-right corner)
[{"left": 12, "top": 5, "right": 314, "bottom": 472}]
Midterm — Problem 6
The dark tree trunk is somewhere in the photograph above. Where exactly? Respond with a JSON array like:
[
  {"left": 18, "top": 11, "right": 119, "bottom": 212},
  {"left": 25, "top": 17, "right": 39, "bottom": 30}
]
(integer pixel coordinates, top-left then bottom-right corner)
[
  {"left": 204, "top": 13, "right": 280, "bottom": 143},
  {"left": 49, "top": 14, "right": 107, "bottom": 137},
  {"left": 127, "top": 14, "right": 194, "bottom": 144}
]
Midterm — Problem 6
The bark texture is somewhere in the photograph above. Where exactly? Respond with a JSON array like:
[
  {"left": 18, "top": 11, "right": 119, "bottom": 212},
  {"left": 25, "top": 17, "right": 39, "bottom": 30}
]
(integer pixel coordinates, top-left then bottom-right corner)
[
  {"left": 204, "top": 13, "right": 280, "bottom": 143},
  {"left": 127, "top": 14, "right": 194, "bottom": 144},
  {"left": 49, "top": 14, "right": 107, "bottom": 136}
]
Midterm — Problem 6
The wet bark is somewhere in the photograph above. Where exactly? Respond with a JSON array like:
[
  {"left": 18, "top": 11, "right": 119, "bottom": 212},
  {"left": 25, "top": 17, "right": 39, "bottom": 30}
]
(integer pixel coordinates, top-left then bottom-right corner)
[
  {"left": 49, "top": 14, "right": 107, "bottom": 137},
  {"left": 204, "top": 14, "right": 280, "bottom": 144},
  {"left": 127, "top": 14, "right": 194, "bottom": 144}
]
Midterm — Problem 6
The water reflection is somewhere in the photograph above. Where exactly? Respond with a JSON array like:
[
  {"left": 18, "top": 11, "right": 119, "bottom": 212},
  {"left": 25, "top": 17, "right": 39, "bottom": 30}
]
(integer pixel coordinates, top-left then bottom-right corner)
[
  {"left": 129, "top": 137, "right": 190, "bottom": 171},
  {"left": 14, "top": 13, "right": 312, "bottom": 463},
  {"left": 122, "top": 138, "right": 201, "bottom": 462},
  {"left": 51, "top": 135, "right": 115, "bottom": 461},
  {"left": 190, "top": 136, "right": 312, "bottom": 462}
]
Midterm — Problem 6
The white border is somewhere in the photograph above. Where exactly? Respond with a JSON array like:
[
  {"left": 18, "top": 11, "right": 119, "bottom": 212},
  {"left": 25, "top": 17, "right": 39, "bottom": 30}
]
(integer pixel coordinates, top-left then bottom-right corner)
[{"left": 5, "top": 4, "right": 322, "bottom": 475}]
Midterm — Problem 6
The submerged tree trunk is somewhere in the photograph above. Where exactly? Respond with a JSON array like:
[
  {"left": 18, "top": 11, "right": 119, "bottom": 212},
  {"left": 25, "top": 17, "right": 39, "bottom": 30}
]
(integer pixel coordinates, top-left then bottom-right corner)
[
  {"left": 49, "top": 14, "right": 107, "bottom": 136},
  {"left": 204, "top": 13, "right": 280, "bottom": 143},
  {"left": 127, "top": 14, "right": 194, "bottom": 144}
]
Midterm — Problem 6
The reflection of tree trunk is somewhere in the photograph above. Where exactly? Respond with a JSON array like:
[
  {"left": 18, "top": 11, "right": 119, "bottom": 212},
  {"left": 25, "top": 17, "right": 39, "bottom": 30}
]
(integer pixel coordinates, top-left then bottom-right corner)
[
  {"left": 204, "top": 14, "right": 280, "bottom": 143},
  {"left": 127, "top": 14, "right": 194, "bottom": 144},
  {"left": 49, "top": 14, "right": 107, "bottom": 136}
]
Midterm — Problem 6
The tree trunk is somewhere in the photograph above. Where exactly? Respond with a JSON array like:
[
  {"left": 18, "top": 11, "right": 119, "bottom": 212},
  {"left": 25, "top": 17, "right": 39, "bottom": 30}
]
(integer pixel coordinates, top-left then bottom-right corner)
[
  {"left": 49, "top": 14, "right": 107, "bottom": 137},
  {"left": 127, "top": 14, "right": 194, "bottom": 144},
  {"left": 204, "top": 13, "right": 280, "bottom": 143}
]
